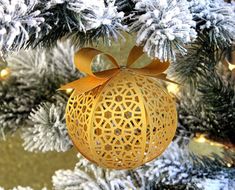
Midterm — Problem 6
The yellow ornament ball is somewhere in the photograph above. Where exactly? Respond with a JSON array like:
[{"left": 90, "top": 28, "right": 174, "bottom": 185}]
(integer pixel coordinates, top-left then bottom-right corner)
[{"left": 66, "top": 69, "right": 177, "bottom": 169}]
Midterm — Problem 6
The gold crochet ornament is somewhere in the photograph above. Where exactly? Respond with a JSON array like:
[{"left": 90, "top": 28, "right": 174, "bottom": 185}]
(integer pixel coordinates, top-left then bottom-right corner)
[{"left": 61, "top": 46, "right": 177, "bottom": 169}]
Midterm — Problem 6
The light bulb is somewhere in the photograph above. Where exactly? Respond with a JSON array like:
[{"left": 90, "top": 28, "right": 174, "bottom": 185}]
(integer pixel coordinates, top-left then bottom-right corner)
[
  {"left": 0, "top": 68, "right": 10, "bottom": 80},
  {"left": 167, "top": 83, "right": 179, "bottom": 94}
]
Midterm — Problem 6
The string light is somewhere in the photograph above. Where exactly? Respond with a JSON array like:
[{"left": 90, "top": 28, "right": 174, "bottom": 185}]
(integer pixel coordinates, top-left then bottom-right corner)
[
  {"left": 194, "top": 133, "right": 229, "bottom": 148},
  {"left": 227, "top": 163, "right": 232, "bottom": 168},
  {"left": 194, "top": 134, "right": 206, "bottom": 143},
  {"left": 0, "top": 68, "right": 10, "bottom": 80},
  {"left": 65, "top": 88, "right": 73, "bottom": 95},
  {"left": 167, "top": 83, "right": 179, "bottom": 94},
  {"left": 228, "top": 63, "right": 235, "bottom": 71},
  {"left": 209, "top": 141, "right": 225, "bottom": 148}
]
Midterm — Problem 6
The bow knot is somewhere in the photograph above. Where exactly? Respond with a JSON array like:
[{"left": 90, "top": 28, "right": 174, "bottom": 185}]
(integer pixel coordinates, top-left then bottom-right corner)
[{"left": 60, "top": 46, "right": 176, "bottom": 96}]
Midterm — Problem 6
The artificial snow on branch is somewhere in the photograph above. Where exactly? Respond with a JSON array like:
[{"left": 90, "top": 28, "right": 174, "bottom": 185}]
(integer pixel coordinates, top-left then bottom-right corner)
[
  {"left": 0, "top": 41, "right": 81, "bottom": 141},
  {"left": 52, "top": 137, "right": 235, "bottom": 190},
  {"left": 1, "top": 0, "right": 234, "bottom": 57},
  {"left": 25, "top": 0, "right": 126, "bottom": 49},
  {"left": 0, "top": 0, "right": 126, "bottom": 53},
  {"left": 0, "top": 0, "right": 50, "bottom": 52},
  {"left": 67, "top": 0, "right": 126, "bottom": 42},
  {"left": 189, "top": 0, "right": 235, "bottom": 47},
  {"left": 136, "top": 139, "right": 235, "bottom": 189},
  {"left": 22, "top": 101, "right": 72, "bottom": 152},
  {"left": 130, "top": 0, "right": 197, "bottom": 61},
  {"left": 52, "top": 154, "right": 136, "bottom": 190}
]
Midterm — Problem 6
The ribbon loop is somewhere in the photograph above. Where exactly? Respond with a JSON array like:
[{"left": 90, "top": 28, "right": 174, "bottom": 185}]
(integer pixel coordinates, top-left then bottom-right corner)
[
  {"left": 130, "top": 59, "right": 170, "bottom": 76},
  {"left": 74, "top": 48, "right": 119, "bottom": 78},
  {"left": 127, "top": 46, "right": 144, "bottom": 67},
  {"left": 127, "top": 46, "right": 170, "bottom": 76}
]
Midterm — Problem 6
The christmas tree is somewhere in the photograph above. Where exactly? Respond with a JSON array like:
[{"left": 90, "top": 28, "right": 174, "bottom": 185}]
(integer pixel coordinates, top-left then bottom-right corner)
[{"left": 0, "top": 0, "right": 235, "bottom": 189}]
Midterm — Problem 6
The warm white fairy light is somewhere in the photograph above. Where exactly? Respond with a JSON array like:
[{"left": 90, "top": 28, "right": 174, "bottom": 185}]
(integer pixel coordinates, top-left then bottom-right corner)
[
  {"left": 65, "top": 88, "right": 73, "bottom": 95},
  {"left": 194, "top": 134, "right": 207, "bottom": 143},
  {"left": 0, "top": 68, "right": 10, "bottom": 80},
  {"left": 194, "top": 133, "right": 230, "bottom": 149},
  {"left": 167, "top": 83, "right": 179, "bottom": 94},
  {"left": 228, "top": 63, "right": 235, "bottom": 71}
]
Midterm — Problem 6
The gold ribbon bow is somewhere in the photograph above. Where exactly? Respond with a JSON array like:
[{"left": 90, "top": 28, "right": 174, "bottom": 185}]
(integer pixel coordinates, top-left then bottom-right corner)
[{"left": 60, "top": 46, "right": 175, "bottom": 96}]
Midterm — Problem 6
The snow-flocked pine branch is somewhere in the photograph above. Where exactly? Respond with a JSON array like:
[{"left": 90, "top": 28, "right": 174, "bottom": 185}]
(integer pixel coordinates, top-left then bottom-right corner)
[
  {"left": 177, "top": 62, "right": 235, "bottom": 144},
  {"left": 130, "top": 0, "right": 197, "bottom": 61},
  {"left": 22, "top": 101, "right": 72, "bottom": 152},
  {"left": 52, "top": 138, "right": 235, "bottom": 190},
  {"left": 52, "top": 154, "right": 136, "bottom": 190},
  {"left": 0, "top": 0, "right": 50, "bottom": 52},
  {"left": 0, "top": 41, "right": 81, "bottom": 151},
  {"left": 189, "top": 0, "right": 235, "bottom": 48},
  {"left": 0, "top": 0, "right": 126, "bottom": 53}
]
